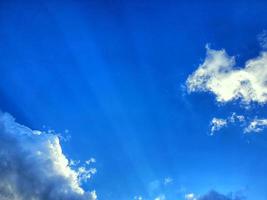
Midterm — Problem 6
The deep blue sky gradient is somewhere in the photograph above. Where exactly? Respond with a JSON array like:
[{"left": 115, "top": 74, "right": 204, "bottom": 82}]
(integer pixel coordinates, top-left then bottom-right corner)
[{"left": 1, "top": 1, "right": 267, "bottom": 199}]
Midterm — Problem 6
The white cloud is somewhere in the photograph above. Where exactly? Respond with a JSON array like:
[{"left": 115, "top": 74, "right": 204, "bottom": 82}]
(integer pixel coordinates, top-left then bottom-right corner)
[
  {"left": 229, "top": 113, "right": 245, "bottom": 123},
  {"left": 185, "top": 193, "right": 197, "bottom": 200},
  {"left": 85, "top": 158, "right": 96, "bottom": 165},
  {"left": 163, "top": 177, "right": 173, "bottom": 185},
  {"left": 154, "top": 194, "right": 166, "bottom": 200},
  {"left": 210, "top": 113, "right": 246, "bottom": 134},
  {"left": 210, "top": 118, "right": 227, "bottom": 135},
  {"left": 244, "top": 118, "right": 267, "bottom": 133},
  {"left": 209, "top": 113, "right": 267, "bottom": 134},
  {"left": 134, "top": 195, "right": 143, "bottom": 200},
  {"left": 0, "top": 111, "right": 96, "bottom": 200},
  {"left": 186, "top": 45, "right": 267, "bottom": 104},
  {"left": 77, "top": 166, "right": 97, "bottom": 183}
]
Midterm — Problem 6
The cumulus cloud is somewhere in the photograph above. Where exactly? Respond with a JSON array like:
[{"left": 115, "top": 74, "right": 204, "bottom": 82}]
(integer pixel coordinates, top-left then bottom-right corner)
[
  {"left": 186, "top": 45, "right": 267, "bottom": 104},
  {"left": 185, "top": 43, "right": 267, "bottom": 133},
  {"left": 0, "top": 111, "right": 96, "bottom": 200}
]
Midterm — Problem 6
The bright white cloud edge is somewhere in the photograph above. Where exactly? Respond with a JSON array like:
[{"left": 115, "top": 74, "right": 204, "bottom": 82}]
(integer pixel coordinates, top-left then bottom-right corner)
[
  {"left": 0, "top": 111, "right": 96, "bottom": 200},
  {"left": 187, "top": 45, "right": 267, "bottom": 104}
]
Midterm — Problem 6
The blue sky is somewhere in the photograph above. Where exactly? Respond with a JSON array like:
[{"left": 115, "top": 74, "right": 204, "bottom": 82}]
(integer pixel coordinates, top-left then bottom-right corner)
[{"left": 1, "top": 1, "right": 267, "bottom": 200}]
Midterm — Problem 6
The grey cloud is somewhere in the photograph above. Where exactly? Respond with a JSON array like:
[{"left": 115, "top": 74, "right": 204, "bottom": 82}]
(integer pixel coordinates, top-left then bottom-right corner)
[
  {"left": 0, "top": 112, "right": 96, "bottom": 200},
  {"left": 198, "top": 190, "right": 246, "bottom": 200}
]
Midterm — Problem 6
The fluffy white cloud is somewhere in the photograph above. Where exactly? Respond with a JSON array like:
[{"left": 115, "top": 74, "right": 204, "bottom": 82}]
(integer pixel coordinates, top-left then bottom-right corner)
[
  {"left": 244, "top": 118, "right": 267, "bottom": 133},
  {"left": 186, "top": 45, "right": 267, "bottom": 104},
  {"left": 0, "top": 111, "right": 96, "bottom": 200}
]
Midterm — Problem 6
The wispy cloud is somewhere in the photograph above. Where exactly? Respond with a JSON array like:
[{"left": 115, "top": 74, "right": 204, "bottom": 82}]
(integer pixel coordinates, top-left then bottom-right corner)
[
  {"left": 210, "top": 113, "right": 245, "bottom": 134},
  {"left": 0, "top": 111, "right": 96, "bottom": 200},
  {"left": 209, "top": 113, "right": 267, "bottom": 134},
  {"left": 244, "top": 118, "right": 267, "bottom": 133},
  {"left": 163, "top": 177, "right": 173, "bottom": 185},
  {"left": 210, "top": 118, "right": 227, "bottom": 135}
]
